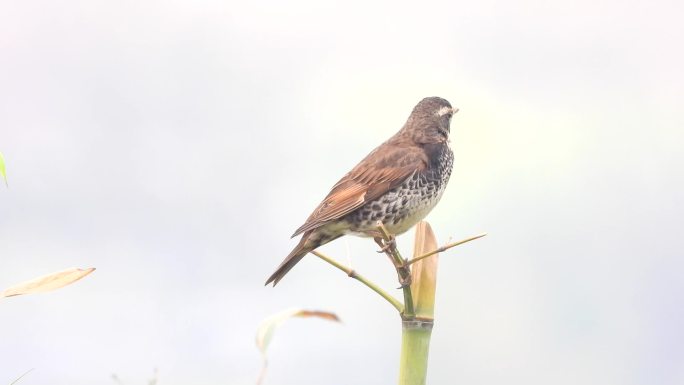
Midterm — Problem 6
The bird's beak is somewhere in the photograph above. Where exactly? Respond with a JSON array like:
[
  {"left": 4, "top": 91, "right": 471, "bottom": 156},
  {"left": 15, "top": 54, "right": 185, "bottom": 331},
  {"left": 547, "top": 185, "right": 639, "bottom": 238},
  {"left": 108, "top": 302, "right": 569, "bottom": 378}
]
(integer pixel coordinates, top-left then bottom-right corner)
[{"left": 452, "top": 107, "right": 459, "bottom": 114}]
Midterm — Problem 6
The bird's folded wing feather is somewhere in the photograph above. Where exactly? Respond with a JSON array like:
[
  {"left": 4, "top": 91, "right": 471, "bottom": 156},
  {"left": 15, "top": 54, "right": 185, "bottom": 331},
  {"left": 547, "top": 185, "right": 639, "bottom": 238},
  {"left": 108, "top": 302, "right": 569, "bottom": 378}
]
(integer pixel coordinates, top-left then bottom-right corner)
[{"left": 291, "top": 144, "right": 427, "bottom": 237}]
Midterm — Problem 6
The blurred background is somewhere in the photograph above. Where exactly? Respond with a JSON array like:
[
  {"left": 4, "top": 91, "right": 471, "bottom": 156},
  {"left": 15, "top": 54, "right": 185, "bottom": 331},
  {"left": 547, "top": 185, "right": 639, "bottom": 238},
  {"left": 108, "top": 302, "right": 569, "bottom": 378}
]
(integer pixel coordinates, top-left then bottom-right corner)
[{"left": 1, "top": 0, "right": 683, "bottom": 384}]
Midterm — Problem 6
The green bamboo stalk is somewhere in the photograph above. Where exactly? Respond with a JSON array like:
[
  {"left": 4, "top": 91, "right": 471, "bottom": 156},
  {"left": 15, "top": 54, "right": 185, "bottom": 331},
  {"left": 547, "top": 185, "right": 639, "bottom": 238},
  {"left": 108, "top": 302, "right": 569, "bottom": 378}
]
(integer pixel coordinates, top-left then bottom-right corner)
[
  {"left": 399, "top": 319, "right": 433, "bottom": 385},
  {"left": 304, "top": 221, "right": 485, "bottom": 385},
  {"left": 398, "top": 221, "right": 439, "bottom": 385}
]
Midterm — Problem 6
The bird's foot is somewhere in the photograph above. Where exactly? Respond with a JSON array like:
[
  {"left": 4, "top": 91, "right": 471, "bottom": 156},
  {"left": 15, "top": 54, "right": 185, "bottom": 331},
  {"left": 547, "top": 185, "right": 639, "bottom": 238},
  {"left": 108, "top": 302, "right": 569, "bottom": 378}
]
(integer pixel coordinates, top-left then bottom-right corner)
[
  {"left": 375, "top": 235, "right": 397, "bottom": 253},
  {"left": 373, "top": 235, "right": 410, "bottom": 287},
  {"left": 396, "top": 267, "right": 412, "bottom": 288}
]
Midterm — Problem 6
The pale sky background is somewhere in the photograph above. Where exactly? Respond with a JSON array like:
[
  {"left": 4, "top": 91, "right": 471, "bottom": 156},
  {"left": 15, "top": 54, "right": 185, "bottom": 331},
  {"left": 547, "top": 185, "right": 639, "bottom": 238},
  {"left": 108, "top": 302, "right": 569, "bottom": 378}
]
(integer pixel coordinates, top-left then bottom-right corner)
[{"left": 1, "top": 0, "right": 683, "bottom": 384}]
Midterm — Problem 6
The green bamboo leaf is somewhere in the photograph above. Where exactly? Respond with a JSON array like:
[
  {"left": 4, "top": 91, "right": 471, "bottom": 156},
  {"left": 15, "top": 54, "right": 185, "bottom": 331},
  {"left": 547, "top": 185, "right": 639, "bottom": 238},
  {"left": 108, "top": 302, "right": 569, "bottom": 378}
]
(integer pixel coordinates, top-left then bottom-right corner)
[{"left": 0, "top": 151, "right": 7, "bottom": 187}]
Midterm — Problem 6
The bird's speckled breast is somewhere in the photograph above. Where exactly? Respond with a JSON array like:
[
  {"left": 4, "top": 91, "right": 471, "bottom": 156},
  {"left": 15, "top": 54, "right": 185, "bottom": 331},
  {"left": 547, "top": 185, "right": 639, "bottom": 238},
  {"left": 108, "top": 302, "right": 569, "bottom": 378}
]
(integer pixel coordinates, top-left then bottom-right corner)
[{"left": 345, "top": 141, "right": 454, "bottom": 236}]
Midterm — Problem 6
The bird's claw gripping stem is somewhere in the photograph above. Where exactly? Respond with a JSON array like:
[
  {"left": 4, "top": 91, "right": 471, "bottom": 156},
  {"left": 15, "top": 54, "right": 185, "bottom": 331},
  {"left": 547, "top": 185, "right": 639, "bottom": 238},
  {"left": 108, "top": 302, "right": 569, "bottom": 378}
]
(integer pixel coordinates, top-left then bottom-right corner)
[
  {"left": 376, "top": 234, "right": 397, "bottom": 253},
  {"left": 396, "top": 265, "right": 412, "bottom": 288}
]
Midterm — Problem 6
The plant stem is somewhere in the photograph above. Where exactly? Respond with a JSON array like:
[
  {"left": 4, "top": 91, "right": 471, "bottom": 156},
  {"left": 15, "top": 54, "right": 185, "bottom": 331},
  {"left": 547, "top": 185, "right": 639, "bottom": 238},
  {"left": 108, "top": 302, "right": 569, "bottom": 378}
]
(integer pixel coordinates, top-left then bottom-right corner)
[
  {"left": 407, "top": 233, "right": 487, "bottom": 266},
  {"left": 10, "top": 368, "right": 35, "bottom": 385},
  {"left": 397, "top": 222, "right": 440, "bottom": 385},
  {"left": 399, "top": 319, "right": 433, "bottom": 385},
  {"left": 376, "top": 222, "right": 415, "bottom": 319},
  {"left": 312, "top": 250, "right": 404, "bottom": 313}
]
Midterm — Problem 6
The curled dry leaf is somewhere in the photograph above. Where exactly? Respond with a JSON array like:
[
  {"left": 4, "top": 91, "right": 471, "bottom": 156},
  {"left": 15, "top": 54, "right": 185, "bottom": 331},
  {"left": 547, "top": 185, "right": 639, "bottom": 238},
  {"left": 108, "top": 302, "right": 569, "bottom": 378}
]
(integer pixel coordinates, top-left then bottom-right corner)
[
  {"left": 255, "top": 308, "right": 340, "bottom": 356},
  {"left": 255, "top": 308, "right": 340, "bottom": 385},
  {"left": 410, "top": 221, "right": 439, "bottom": 319},
  {"left": 1, "top": 267, "right": 96, "bottom": 298}
]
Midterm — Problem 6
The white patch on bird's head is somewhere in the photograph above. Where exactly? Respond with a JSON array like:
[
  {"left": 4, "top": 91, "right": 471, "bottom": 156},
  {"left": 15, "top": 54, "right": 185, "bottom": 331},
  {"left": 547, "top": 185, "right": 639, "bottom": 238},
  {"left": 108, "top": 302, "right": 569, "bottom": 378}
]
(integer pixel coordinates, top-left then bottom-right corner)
[{"left": 437, "top": 106, "right": 456, "bottom": 117}]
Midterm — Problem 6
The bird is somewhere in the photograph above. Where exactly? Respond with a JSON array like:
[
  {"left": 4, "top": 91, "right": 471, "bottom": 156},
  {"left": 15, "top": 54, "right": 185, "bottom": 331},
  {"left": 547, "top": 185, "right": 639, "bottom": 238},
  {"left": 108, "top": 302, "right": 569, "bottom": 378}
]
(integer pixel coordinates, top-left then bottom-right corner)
[{"left": 266, "top": 96, "right": 457, "bottom": 286}]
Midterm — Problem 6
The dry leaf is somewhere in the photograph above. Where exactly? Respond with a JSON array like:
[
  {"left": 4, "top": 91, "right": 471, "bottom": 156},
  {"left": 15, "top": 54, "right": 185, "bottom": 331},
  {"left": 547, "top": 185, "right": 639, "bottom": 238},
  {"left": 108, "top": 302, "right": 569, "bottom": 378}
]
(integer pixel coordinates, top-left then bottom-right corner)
[
  {"left": 294, "top": 310, "right": 341, "bottom": 322},
  {"left": 411, "top": 221, "right": 439, "bottom": 318},
  {"left": 1, "top": 267, "right": 96, "bottom": 298},
  {"left": 255, "top": 308, "right": 340, "bottom": 385},
  {"left": 255, "top": 308, "right": 340, "bottom": 355}
]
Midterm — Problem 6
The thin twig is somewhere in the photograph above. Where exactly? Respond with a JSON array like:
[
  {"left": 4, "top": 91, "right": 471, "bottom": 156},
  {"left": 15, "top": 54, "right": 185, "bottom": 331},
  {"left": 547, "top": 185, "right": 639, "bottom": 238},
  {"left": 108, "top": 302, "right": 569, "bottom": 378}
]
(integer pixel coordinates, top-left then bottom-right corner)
[
  {"left": 407, "top": 233, "right": 487, "bottom": 266},
  {"left": 256, "top": 358, "right": 267, "bottom": 385},
  {"left": 376, "top": 222, "right": 415, "bottom": 319},
  {"left": 312, "top": 250, "right": 404, "bottom": 313},
  {"left": 10, "top": 368, "right": 34, "bottom": 385}
]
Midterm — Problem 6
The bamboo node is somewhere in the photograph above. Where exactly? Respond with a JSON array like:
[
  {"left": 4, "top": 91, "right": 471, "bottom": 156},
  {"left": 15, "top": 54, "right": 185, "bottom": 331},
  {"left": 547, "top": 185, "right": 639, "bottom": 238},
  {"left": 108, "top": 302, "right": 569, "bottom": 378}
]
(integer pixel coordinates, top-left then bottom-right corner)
[{"left": 402, "top": 319, "right": 434, "bottom": 330}]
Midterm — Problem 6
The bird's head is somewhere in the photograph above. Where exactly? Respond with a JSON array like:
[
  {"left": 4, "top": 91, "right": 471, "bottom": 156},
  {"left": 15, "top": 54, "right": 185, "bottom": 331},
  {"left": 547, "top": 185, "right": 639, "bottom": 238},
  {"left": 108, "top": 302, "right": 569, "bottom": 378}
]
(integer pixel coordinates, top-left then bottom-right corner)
[{"left": 402, "top": 96, "right": 458, "bottom": 144}]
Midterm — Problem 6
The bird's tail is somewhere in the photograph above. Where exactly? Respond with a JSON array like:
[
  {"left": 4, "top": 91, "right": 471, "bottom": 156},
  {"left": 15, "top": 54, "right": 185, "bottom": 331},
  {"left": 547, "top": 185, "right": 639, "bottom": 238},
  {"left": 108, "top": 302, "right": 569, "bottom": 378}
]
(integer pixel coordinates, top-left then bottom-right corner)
[{"left": 265, "top": 231, "right": 339, "bottom": 286}]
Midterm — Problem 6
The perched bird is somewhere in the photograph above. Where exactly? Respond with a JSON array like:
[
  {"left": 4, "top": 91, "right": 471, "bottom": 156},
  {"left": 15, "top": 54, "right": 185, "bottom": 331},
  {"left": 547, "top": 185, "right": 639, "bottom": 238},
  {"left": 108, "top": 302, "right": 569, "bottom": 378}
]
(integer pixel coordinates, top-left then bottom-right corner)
[{"left": 266, "top": 97, "right": 457, "bottom": 286}]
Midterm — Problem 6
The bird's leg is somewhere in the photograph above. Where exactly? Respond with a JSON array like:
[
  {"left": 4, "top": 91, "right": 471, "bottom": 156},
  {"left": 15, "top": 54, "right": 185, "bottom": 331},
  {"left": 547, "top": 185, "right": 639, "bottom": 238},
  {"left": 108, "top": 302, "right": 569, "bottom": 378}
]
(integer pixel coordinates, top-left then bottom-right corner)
[
  {"left": 373, "top": 236, "right": 412, "bottom": 288},
  {"left": 368, "top": 231, "right": 394, "bottom": 253},
  {"left": 391, "top": 247, "right": 411, "bottom": 288},
  {"left": 377, "top": 234, "right": 397, "bottom": 253},
  {"left": 374, "top": 237, "right": 397, "bottom": 265},
  {"left": 373, "top": 235, "right": 398, "bottom": 263}
]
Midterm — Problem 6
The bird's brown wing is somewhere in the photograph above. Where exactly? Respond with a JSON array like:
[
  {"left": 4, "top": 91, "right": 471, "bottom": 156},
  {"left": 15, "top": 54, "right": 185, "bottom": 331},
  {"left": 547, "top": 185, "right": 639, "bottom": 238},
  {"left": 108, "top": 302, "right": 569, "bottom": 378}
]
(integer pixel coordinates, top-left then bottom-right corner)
[{"left": 291, "top": 144, "right": 428, "bottom": 237}]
